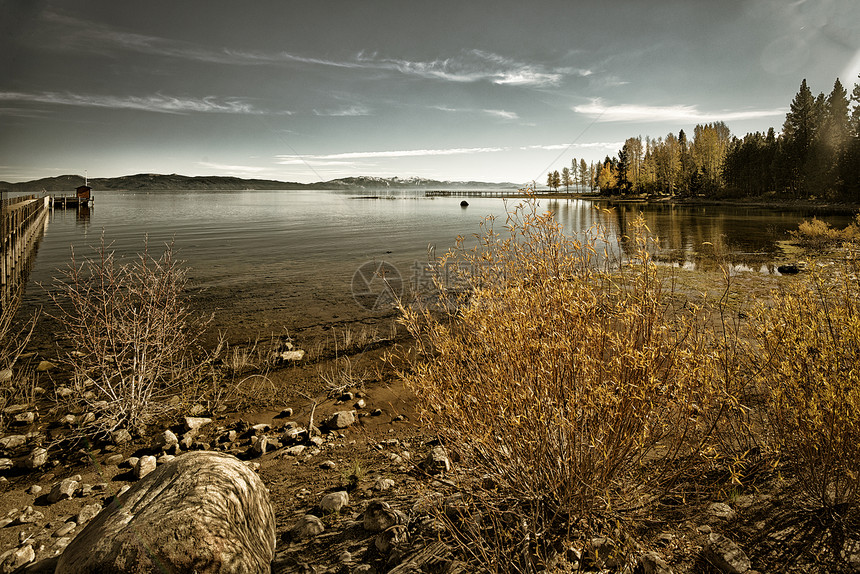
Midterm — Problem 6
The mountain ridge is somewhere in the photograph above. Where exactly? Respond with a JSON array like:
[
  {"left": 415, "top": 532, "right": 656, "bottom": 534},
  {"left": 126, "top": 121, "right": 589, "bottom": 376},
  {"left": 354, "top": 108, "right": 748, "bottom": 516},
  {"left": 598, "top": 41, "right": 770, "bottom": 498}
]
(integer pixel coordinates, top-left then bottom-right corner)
[{"left": 0, "top": 173, "right": 519, "bottom": 193}]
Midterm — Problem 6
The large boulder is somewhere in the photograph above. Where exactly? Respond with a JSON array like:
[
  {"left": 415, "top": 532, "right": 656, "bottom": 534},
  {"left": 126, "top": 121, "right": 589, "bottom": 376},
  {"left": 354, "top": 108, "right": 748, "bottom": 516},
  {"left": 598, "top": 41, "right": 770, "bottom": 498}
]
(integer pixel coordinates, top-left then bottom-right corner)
[{"left": 55, "top": 451, "right": 276, "bottom": 574}]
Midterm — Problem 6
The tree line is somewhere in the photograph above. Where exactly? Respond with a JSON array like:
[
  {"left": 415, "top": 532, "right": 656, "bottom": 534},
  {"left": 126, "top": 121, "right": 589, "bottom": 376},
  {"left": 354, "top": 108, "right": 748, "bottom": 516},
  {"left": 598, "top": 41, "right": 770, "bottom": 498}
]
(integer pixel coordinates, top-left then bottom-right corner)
[{"left": 545, "top": 76, "right": 860, "bottom": 201}]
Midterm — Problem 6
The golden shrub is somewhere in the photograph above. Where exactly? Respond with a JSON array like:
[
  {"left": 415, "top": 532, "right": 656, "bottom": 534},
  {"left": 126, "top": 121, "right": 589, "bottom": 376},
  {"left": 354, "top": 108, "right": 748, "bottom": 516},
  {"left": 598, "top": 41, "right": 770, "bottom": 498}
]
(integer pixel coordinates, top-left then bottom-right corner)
[{"left": 398, "top": 198, "right": 724, "bottom": 569}]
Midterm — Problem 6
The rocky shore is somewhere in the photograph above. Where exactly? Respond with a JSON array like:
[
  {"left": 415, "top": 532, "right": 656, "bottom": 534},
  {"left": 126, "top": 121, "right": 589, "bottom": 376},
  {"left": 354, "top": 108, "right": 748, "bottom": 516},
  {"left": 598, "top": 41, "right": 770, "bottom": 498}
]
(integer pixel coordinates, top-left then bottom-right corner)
[{"left": 0, "top": 334, "right": 857, "bottom": 573}]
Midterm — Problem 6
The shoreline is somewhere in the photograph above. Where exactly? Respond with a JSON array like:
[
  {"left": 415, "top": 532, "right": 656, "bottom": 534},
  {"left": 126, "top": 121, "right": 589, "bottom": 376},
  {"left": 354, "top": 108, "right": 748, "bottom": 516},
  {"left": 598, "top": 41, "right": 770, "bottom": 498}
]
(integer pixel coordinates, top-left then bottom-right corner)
[{"left": 534, "top": 191, "right": 860, "bottom": 213}]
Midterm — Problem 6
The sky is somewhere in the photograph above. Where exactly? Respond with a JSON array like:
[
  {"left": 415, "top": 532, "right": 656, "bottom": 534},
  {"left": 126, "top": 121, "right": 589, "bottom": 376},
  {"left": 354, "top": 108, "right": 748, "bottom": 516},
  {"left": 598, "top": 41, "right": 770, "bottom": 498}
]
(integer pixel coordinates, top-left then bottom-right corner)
[{"left": 1, "top": 0, "right": 859, "bottom": 185}]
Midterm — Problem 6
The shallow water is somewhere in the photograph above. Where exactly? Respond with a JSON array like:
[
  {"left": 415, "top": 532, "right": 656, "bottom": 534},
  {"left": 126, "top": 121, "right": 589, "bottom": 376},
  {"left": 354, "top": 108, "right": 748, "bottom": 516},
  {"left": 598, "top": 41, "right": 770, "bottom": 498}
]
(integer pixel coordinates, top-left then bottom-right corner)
[{"left": 14, "top": 189, "right": 854, "bottom": 343}]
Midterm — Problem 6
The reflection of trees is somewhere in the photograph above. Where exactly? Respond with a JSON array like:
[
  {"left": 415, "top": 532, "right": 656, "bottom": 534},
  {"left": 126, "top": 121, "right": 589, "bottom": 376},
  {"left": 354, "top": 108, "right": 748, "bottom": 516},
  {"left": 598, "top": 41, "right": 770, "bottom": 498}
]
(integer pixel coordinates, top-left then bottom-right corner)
[{"left": 546, "top": 201, "right": 853, "bottom": 273}]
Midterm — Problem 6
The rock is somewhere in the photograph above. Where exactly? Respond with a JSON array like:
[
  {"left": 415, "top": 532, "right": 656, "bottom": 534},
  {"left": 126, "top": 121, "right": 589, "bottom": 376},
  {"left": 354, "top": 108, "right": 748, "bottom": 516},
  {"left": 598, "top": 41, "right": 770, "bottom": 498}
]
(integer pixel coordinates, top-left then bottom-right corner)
[
  {"left": 327, "top": 410, "right": 356, "bottom": 430},
  {"left": 110, "top": 429, "right": 132, "bottom": 445},
  {"left": 284, "top": 445, "right": 306, "bottom": 457},
  {"left": 705, "top": 532, "right": 751, "bottom": 574},
  {"left": 320, "top": 491, "right": 349, "bottom": 513},
  {"left": 0, "top": 458, "right": 12, "bottom": 471},
  {"left": 13, "top": 411, "right": 35, "bottom": 425},
  {"left": 184, "top": 416, "right": 212, "bottom": 431},
  {"left": 126, "top": 456, "right": 140, "bottom": 468},
  {"left": 363, "top": 500, "right": 400, "bottom": 532},
  {"left": 354, "top": 398, "right": 366, "bottom": 409},
  {"left": 252, "top": 435, "right": 272, "bottom": 456},
  {"left": 278, "top": 350, "right": 305, "bottom": 362},
  {"left": 47, "top": 479, "right": 79, "bottom": 503},
  {"left": 373, "top": 477, "right": 396, "bottom": 491},
  {"left": 640, "top": 551, "right": 674, "bottom": 574},
  {"left": 55, "top": 387, "right": 73, "bottom": 399},
  {"left": 0, "top": 544, "right": 35, "bottom": 573},
  {"left": 157, "top": 454, "right": 176, "bottom": 465},
  {"left": 282, "top": 427, "right": 307, "bottom": 443},
  {"left": 777, "top": 263, "right": 800, "bottom": 275},
  {"left": 78, "top": 412, "right": 96, "bottom": 425},
  {"left": 422, "top": 446, "right": 451, "bottom": 475},
  {"left": 0, "top": 369, "right": 11, "bottom": 383},
  {"left": 54, "top": 522, "right": 76, "bottom": 538},
  {"left": 151, "top": 429, "right": 178, "bottom": 451},
  {"left": 339, "top": 392, "right": 354, "bottom": 402},
  {"left": 27, "top": 485, "right": 43, "bottom": 496},
  {"left": 15, "top": 506, "right": 44, "bottom": 524},
  {"left": 76, "top": 503, "right": 101, "bottom": 525},
  {"left": 134, "top": 455, "right": 157, "bottom": 479},
  {"left": 59, "top": 414, "right": 77, "bottom": 426},
  {"left": 275, "top": 407, "right": 293, "bottom": 418},
  {"left": 36, "top": 360, "right": 56, "bottom": 372},
  {"left": 291, "top": 514, "right": 325, "bottom": 540},
  {"left": 25, "top": 447, "right": 49, "bottom": 469},
  {"left": 0, "top": 434, "right": 27, "bottom": 450},
  {"left": 251, "top": 423, "right": 271, "bottom": 434},
  {"left": 103, "top": 454, "right": 123, "bottom": 466},
  {"left": 55, "top": 451, "right": 276, "bottom": 574},
  {"left": 187, "top": 404, "right": 206, "bottom": 416},
  {"left": 709, "top": 502, "right": 737, "bottom": 521},
  {"left": 320, "top": 460, "right": 337, "bottom": 470},
  {"left": 375, "top": 525, "right": 407, "bottom": 554}
]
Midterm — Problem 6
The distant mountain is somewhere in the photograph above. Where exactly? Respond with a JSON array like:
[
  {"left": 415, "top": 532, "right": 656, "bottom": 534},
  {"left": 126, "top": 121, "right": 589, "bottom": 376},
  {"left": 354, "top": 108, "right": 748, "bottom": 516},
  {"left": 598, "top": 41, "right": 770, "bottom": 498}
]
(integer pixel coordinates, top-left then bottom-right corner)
[{"left": 0, "top": 173, "right": 517, "bottom": 193}]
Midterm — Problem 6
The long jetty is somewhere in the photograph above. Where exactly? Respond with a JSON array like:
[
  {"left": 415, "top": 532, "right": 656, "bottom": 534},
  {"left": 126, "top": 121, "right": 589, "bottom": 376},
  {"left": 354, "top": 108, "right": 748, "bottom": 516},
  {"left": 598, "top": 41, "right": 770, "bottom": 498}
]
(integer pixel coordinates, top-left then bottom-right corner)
[
  {"left": 1, "top": 193, "right": 50, "bottom": 305},
  {"left": 425, "top": 190, "right": 520, "bottom": 198}
]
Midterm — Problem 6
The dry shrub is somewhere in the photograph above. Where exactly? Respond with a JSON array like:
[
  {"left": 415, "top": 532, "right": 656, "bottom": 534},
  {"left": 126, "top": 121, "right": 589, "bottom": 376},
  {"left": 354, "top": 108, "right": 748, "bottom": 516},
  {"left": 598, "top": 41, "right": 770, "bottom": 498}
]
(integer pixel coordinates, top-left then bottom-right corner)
[
  {"left": 752, "top": 251, "right": 860, "bottom": 514},
  {"left": 49, "top": 239, "right": 210, "bottom": 437},
  {"left": 791, "top": 214, "right": 860, "bottom": 248},
  {"left": 397, "top": 198, "right": 724, "bottom": 570}
]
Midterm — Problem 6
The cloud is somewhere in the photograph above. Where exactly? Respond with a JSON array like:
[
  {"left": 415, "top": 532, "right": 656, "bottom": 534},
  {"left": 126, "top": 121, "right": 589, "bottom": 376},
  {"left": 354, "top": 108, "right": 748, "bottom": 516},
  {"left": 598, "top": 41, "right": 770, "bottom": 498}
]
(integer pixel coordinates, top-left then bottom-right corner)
[
  {"left": 482, "top": 109, "right": 519, "bottom": 120},
  {"left": 0, "top": 91, "right": 283, "bottom": 115},
  {"left": 573, "top": 99, "right": 787, "bottom": 123},
  {"left": 313, "top": 104, "right": 371, "bottom": 117},
  {"left": 45, "top": 13, "right": 582, "bottom": 89},
  {"left": 196, "top": 162, "right": 270, "bottom": 173},
  {"left": 520, "top": 142, "right": 625, "bottom": 154},
  {"left": 276, "top": 146, "right": 506, "bottom": 164},
  {"left": 359, "top": 49, "right": 578, "bottom": 87}
]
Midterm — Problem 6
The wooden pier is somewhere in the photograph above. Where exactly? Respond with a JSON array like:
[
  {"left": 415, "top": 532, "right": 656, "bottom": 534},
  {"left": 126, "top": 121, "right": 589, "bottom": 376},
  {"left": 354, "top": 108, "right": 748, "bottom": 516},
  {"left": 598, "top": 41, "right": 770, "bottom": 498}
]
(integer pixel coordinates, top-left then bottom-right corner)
[
  {"left": 50, "top": 194, "right": 93, "bottom": 209},
  {"left": 425, "top": 189, "right": 523, "bottom": 198},
  {"left": 1, "top": 193, "right": 50, "bottom": 304}
]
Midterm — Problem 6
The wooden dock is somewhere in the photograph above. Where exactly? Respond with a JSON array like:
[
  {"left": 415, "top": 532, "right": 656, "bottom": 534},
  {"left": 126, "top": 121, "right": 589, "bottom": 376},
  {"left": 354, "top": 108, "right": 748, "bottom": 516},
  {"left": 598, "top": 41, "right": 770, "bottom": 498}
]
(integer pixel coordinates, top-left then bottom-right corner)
[
  {"left": 50, "top": 194, "right": 93, "bottom": 209},
  {"left": 1, "top": 193, "right": 50, "bottom": 304}
]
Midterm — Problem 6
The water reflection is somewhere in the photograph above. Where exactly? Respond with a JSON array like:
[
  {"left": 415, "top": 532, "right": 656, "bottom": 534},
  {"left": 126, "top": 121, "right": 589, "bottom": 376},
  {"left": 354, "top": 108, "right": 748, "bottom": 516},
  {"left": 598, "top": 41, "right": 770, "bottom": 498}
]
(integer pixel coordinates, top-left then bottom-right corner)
[
  {"left": 76, "top": 204, "right": 91, "bottom": 227},
  {"left": 545, "top": 198, "right": 853, "bottom": 272}
]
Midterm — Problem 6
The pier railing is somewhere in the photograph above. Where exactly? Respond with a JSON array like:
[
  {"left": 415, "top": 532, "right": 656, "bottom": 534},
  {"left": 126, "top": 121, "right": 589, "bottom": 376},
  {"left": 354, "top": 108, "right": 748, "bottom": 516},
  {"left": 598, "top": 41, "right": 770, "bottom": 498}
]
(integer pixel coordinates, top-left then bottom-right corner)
[{"left": 1, "top": 192, "right": 50, "bottom": 306}]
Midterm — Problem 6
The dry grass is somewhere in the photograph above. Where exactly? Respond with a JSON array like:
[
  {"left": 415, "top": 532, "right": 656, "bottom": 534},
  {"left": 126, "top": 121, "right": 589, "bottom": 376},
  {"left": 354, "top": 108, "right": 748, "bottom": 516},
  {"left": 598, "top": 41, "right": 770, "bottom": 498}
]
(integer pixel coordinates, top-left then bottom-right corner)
[{"left": 0, "top": 286, "right": 38, "bottom": 425}]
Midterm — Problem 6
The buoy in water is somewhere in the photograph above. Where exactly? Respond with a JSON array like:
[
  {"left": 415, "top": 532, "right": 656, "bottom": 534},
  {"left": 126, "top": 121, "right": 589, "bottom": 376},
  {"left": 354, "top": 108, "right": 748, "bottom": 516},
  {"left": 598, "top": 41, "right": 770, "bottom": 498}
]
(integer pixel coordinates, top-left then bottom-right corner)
[{"left": 460, "top": 200, "right": 469, "bottom": 207}]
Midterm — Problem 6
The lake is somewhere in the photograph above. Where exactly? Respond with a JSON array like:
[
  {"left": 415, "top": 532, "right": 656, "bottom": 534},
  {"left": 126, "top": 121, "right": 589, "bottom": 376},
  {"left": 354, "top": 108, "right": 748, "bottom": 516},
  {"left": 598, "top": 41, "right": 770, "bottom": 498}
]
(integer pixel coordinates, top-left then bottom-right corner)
[{"left": 14, "top": 189, "right": 854, "bottom": 346}]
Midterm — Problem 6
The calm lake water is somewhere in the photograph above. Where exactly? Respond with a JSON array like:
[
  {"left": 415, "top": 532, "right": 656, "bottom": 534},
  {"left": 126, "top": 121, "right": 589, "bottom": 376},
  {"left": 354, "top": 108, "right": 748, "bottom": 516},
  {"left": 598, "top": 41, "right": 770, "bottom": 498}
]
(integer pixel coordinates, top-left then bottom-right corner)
[{"left": 15, "top": 189, "right": 855, "bottom": 344}]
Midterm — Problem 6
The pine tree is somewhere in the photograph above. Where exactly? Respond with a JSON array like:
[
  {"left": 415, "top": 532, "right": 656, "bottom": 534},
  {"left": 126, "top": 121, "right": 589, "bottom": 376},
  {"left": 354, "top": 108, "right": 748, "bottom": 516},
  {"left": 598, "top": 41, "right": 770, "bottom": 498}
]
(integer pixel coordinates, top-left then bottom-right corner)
[
  {"left": 781, "top": 79, "right": 819, "bottom": 196},
  {"left": 561, "top": 167, "right": 572, "bottom": 192},
  {"left": 579, "top": 159, "right": 588, "bottom": 192}
]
